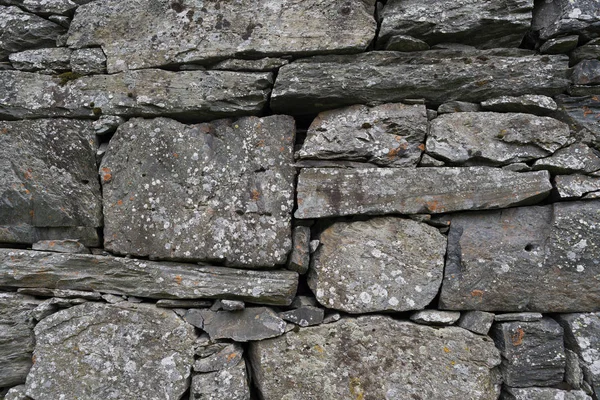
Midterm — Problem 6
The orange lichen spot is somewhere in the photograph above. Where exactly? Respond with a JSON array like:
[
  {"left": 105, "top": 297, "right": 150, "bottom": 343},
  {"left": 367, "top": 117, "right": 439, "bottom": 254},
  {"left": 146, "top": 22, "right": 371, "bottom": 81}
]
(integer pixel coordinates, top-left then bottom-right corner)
[
  {"left": 443, "top": 346, "right": 451, "bottom": 353},
  {"left": 0, "top": 127, "right": 8, "bottom": 134},
  {"left": 32, "top": 355, "right": 36, "bottom": 364},
  {"left": 425, "top": 200, "right": 442, "bottom": 212},
  {"left": 471, "top": 289, "right": 484, "bottom": 297},
  {"left": 297, "top": 198, "right": 304, "bottom": 205},
  {"left": 583, "top": 106, "right": 593, "bottom": 117},
  {"left": 29, "top": 210, "right": 34, "bottom": 218},
  {"left": 314, "top": 344, "right": 324, "bottom": 354},
  {"left": 24, "top": 189, "right": 30, "bottom": 194},
  {"left": 451, "top": 361, "right": 456, "bottom": 365},
  {"left": 49, "top": 241, "right": 55, "bottom": 247},
  {"left": 129, "top": 196, "right": 135, "bottom": 201},
  {"left": 226, "top": 353, "right": 237, "bottom": 361},
  {"left": 387, "top": 147, "right": 402, "bottom": 159},
  {"left": 24, "top": 170, "right": 33, "bottom": 180},
  {"left": 117, "top": 200, "right": 123, "bottom": 206},
  {"left": 174, "top": 275, "right": 182, "bottom": 285},
  {"left": 418, "top": 143, "right": 426, "bottom": 151},
  {"left": 251, "top": 189, "right": 260, "bottom": 201},
  {"left": 511, "top": 328, "right": 525, "bottom": 346},
  {"left": 256, "top": 140, "right": 265, "bottom": 147},
  {"left": 475, "top": 80, "right": 488, "bottom": 87},
  {"left": 593, "top": 96, "right": 599, "bottom": 101},
  {"left": 173, "top": 153, "right": 179, "bottom": 158},
  {"left": 101, "top": 167, "right": 112, "bottom": 182}
]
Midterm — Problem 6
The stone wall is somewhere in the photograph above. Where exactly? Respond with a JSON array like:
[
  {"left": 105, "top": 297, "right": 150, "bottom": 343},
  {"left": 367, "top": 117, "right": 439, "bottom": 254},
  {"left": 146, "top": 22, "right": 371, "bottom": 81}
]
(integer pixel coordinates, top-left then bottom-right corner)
[{"left": 1, "top": 0, "right": 600, "bottom": 399}]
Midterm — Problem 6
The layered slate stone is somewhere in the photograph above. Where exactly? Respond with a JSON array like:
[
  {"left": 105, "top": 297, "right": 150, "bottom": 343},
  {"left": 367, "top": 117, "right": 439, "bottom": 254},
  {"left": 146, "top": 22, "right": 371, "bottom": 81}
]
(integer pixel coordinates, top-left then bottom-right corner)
[
  {"left": 308, "top": 217, "right": 446, "bottom": 313},
  {"left": 533, "top": 143, "right": 600, "bottom": 174},
  {"left": 0, "top": 0, "right": 83, "bottom": 16},
  {"left": 502, "top": 387, "right": 592, "bottom": 400},
  {"left": 286, "top": 226, "right": 310, "bottom": 274},
  {"left": 0, "top": 69, "right": 272, "bottom": 120},
  {"left": 440, "top": 201, "right": 600, "bottom": 312},
  {"left": 533, "top": 0, "right": 600, "bottom": 40},
  {"left": 101, "top": 116, "right": 295, "bottom": 267},
  {"left": 0, "top": 249, "right": 298, "bottom": 306},
  {"left": 296, "top": 103, "right": 427, "bottom": 167},
  {"left": 249, "top": 316, "right": 501, "bottom": 400},
  {"left": 426, "top": 112, "right": 571, "bottom": 166},
  {"left": 480, "top": 95, "right": 558, "bottom": 115},
  {"left": 0, "top": 119, "right": 102, "bottom": 247},
  {"left": 25, "top": 302, "right": 196, "bottom": 400},
  {"left": 271, "top": 50, "right": 570, "bottom": 115},
  {"left": 295, "top": 167, "right": 551, "bottom": 218},
  {"left": 555, "top": 95, "right": 600, "bottom": 147},
  {"left": 9, "top": 48, "right": 71, "bottom": 73},
  {"left": 67, "top": 0, "right": 376, "bottom": 72},
  {"left": 379, "top": 0, "right": 533, "bottom": 49}
]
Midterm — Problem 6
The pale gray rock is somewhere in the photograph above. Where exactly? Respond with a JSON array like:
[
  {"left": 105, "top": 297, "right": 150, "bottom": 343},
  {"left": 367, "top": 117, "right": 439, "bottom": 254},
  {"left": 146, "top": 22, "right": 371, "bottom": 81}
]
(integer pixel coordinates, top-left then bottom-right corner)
[
  {"left": 29, "top": 296, "right": 88, "bottom": 321},
  {"left": 457, "top": 311, "right": 495, "bottom": 335},
  {"left": 502, "top": 387, "right": 591, "bottom": 400},
  {"left": 92, "top": 115, "right": 124, "bottom": 136},
  {"left": 101, "top": 116, "right": 294, "bottom": 267},
  {"left": 48, "top": 15, "right": 70, "bottom": 28},
  {"left": 271, "top": 50, "right": 569, "bottom": 115},
  {"left": 211, "top": 58, "right": 289, "bottom": 72},
  {"left": 286, "top": 226, "right": 311, "bottom": 274},
  {"left": 381, "top": 35, "right": 429, "bottom": 51},
  {"left": 297, "top": 103, "right": 427, "bottom": 167},
  {"left": 573, "top": 60, "right": 600, "bottom": 85},
  {"left": 533, "top": 143, "right": 600, "bottom": 173},
  {"left": 308, "top": 217, "right": 446, "bottom": 313},
  {"left": 17, "top": 288, "right": 102, "bottom": 300},
  {"left": 25, "top": 302, "right": 196, "bottom": 400},
  {"left": 495, "top": 313, "right": 543, "bottom": 322},
  {"left": 194, "top": 343, "right": 243, "bottom": 373},
  {"left": 0, "top": 293, "right": 40, "bottom": 387},
  {"left": 184, "top": 308, "right": 287, "bottom": 342},
  {"left": 0, "top": 69, "right": 272, "bottom": 120},
  {"left": 156, "top": 299, "right": 212, "bottom": 309},
  {"left": 379, "top": 0, "right": 533, "bottom": 48},
  {"left": 101, "top": 293, "right": 125, "bottom": 303},
  {"left": 3, "top": 385, "right": 30, "bottom": 400},
  {"left": 427, "top": 112, "right": 570, "bottom": 166},
  {"left": 278, "top": 306, "right": 324, "bottom": 327},
  {"left": 427, "top": 109, "right": 438, "bottom": 120},
  {"left": 556, "top": 174, "right": 600, "bottom": 199},
  {"left": 211, "top": 299, "right": 245, "bottom": 312},
  {"left": 295, "top": 167, "right": 552, "bottom": 218},
  {"left": 0, "top": 249, "right": 299, "bottom": 305},
  {"left": 190, "top": 361, "right": 250, "bottom": 400},
  {"left": 8, "top": 48, "right": 71, "bottom": 73},
  {"left": 565, "top": 348, "right": 585, "bottom": 390},
  {"left": 249, "top": 316, "right": 502, "bottom": 400},
  {"left": 0, "top": 119, "right": 101, "bottom": 246},
  {"left": 437, "top": 101, "right": 481, "bottom": 114},
  {"left": 0, "top": 0, "right": 84, "bottom": 15},
  {"left": 440, "top": 201, "right": 600, "bottom": 312},
  {"left": 410, "top": 310, "right": 461, "bottom": 326},
  {"left": 502, "top": 163, "right": 532, "bottom": 172},
  {"left": 481, "top": 95, "right": 558, "bottom": 115},
  {"left": 419, "top": 154, "right": 446, "bottom": 167},
  {"left": 540, "top": 35, "right": 580, "bottom": 54},
  {"left": 533, "top": 0, "right": 600, "bottom": 40},
  {"left": 492, "top": 318, "right": 565, "bottom": 387},
  {"left": 69, "top": 47, "right": 106, "bottom": 75},
  {"left": 32, "top": 239, "right": 90, "bottom": 254},
  {"left": 67, "top": 0, "right": 376, "bottom": 73}
]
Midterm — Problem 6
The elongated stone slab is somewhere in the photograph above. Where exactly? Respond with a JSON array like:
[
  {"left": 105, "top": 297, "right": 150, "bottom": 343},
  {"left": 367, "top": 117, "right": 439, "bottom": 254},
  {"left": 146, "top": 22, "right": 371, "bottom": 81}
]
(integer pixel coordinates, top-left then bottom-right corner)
[
  {"left": 0, "top": 69, "right": 272, "bottom": 120},
  {"left": 271, "top": 50, "right": 569, "bottom": 115},
  {"left": 0, "top": 249, "right": 298, "bottom": 305},
  {"left": 295, "top": 167, "right": 551, "bottom": 218}
]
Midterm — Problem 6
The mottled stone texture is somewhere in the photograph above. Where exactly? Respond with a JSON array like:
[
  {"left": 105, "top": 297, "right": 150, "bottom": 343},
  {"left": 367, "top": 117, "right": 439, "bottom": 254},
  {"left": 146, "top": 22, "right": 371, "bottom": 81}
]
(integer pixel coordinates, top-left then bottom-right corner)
[
  {"left": 502, "top": 387, "right": 592, "bottom": 400},
  {"left": 533, "top": 0, "right": 600, "bottom": 40},
  {"left": 440, "top": 201, "right": 600, "bottom": 312},
  {"left": 249, "top": 316, "right": 502, "bottom": 400},
  {"left": 101, "top": 116, "right": 295, "bottom": 267},
  {"left": 191, "top": 361, "right": 250, "bottom": 400}
]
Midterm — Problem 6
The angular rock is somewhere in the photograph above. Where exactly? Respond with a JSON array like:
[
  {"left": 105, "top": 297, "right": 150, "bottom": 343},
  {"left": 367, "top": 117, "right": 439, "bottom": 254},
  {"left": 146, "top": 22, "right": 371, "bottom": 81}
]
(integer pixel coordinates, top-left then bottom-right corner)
[
  {"left": 503, "top": 163, "right": 532, "bottom": 172},
  {"left": 211, "top": 58, "right": 289, "bottom": 72},
  {"left": 381, "top": 35, "right": 429, "bottom": 51},
  {"left": 495, "top": 313, "right": 543, "bottom": 322},
  {"left": 437, "top": 101, "right": 481, "bottom": 114},
  {"left": 279, "top": 306, "right": 324, "bottom": 327},
  {"left": 3, "top": 384, "right": 29, "bottom": 400},
  {"left": 533, "top": 0, "right": 600, "bottom": 40},
  {"left": 190, "top": 361, "right": 250, "bottom": 400},
  {"left": 101, "top": 116, "right": 294, "bottom": 267},
  {"left": 194, "top": 343, "right": 243, "bottom": 373},
  {"left": 290, "top": 296, "right": 318, "bottom": 309},
  {"left": 32, "top": 239, "right": 90, "bottom": 254},
  {"left": 249, "top": 316, "right": 501, "bottom": 400},
  {"left": 491, "top": 318, "right": 565, "bottom": 387},
  {"left": 0, "top": 0, "right": 82, "bottom": 15},
  {"left": 565, "top": 348, "right": 585, "bottom": 390},
  {"left": 296, "top": 167, "right": 552, "bottom": 218},
  {"left": 571, "top": 44, "right": 600, "bottom": 66},
  {"left": 8, "top": 48, "right": 71, "bottom": 73},
  {"left": 410, "top": 310, "right": 461, "bottom": 326},
  {"left": 556, "top": 174, "right": 600, "bottom": 199},
  {"left": 0, "top": 69, "right": 272, "bottom": 120},
  {"left": 308, "top": 217, "right": 445, "bottom": 313},
  {"left": 573, "top": 60, "right": 600, "bottom": 85},
  {"left": 439, "top": 201, "right": 600, "bottom": 312},
  {"left": 185, "top": 308, "right": 287, "bottom": 342},
  {"left": 286, "top": 226, "right": 311, "bottom": 274},
  {"left": 67, "top": 0, "right": 376, "bottom": 72},
  {"left": 502, "top": 387, "right": 591, "bottom": 400},
  {"left": 0, "top": 249, "right": 298, "bottom": 306},
  {"left": 0, "top": 119, "right": 101, "bottom": 246},
  {"left": 92, "top": 115, "right": 124, "bottom": 136},
  {"left": 540, "top": 35, "right": 580, "bottom": 54},
  {"left": 427, "top": 112, "right": 570, "bottom": 165},
  {"left": 25, "top": 302, "right": 196, "bottom": 400},
  {"left": 419, "top": 154, "right": 445, "bottom": 167},
  {"left": 555, "top": 95, "right": 600, "bottom": 146},
  {"left": 457, "top": 311, "right": 495, "bottom": 335},
  {"left": 271, "top": 50, "right": 569, "bottom": 115},
  {"left": 17, "top": 287, "right": 102, "bottom": 300},
  {"left": 156, "top": 299, "right": 212, "bottom": 309},
  {"left": 533, "top": 143, "right": 600, "bottom": 173},
  {"left": 296, "top": 103, "right": 427, "bottom": 167},
  {"left": 0, "top": 293, "right": 40, "bottom": 387},
  {"left": 481, "top": 95, "right": 558, "bottom": 115},
  {"left": 69, "top": 47, "right": 106, "bottom": 75},
  {"left": 379, "top": 0, "right": 533, "bottom": 49},
  {"left": 211, "top": 299, "right": 245, "bottom": 312}
]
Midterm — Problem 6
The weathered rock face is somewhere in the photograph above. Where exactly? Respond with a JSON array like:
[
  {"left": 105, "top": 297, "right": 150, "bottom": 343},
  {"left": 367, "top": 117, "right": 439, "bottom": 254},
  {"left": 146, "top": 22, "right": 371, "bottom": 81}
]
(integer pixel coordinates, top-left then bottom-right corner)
[
  {"left": 440, "top": 201, "right": 600, "bottom": 312},
  {"left": 67, "top": 0, "right": 376, "bottom": 73},
  {"left": 296, "top": 103, "right": 427, "bottom": 167},
  {"left": 308, "top": 217, "right": 446, "bottom": 313},
  {"left": 296, "top": 167, "right": 551, "bottom": 218},
  {"left": 249, "top": 316, "right": 502, "bottom": 400},
  {"left": 286, "top": 226, "right": 310, "bottom": 274},
  {"left": 426, "top": 112, "right": 571, "bottom": 166},
  {"left": 8, "top": 48, "right": 71, "bottom": 73},
  {"left": 533, "top": 143, "right": 600, "bottom": 174},
  {"left": 191, "top": 361, "right": 250, "bottom": 400},
  {"left": 533, "top": 0, "right": 600, "bottom": 40},
  {"left": 458, "top": 311, "right": 495, "bottom": 335},
  {"left": 0, "top": 249, "right": 299, "bottom": 305},
  {"left": 271, "top": 50, "right": 569, "bottom": 115},
  {"left": 0, "top": 0, "right": 84, "bottom": 16},
  {"left": 502, "top": 387, "right": 592, "bottom": 400},
  {"left": 480, "top": 95, "right": 558, "bottom": 115},
  {"left": 25, "top": 302, "right": 196, "bottom": 400},
  {"left": 0, "top": 118, "right": 102, "bottom": 247},
  {"left": 101, "top": 116, "right": 295, "bottom": 267},
  {"left": 555, "top": 95, "right": 600, "bottom": 147},
  {"left": 379, "top": 0, "right": 533, "bottom": 49},
  {"left": 0, "top": 69, "right": 272, "bottom": 120}
]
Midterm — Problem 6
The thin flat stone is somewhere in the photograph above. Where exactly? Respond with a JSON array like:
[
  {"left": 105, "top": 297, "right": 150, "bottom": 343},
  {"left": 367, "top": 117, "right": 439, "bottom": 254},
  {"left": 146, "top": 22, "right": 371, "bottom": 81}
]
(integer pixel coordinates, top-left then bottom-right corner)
[
  {"left": 533, "top": 143, "right": 600, "bottom": 174},
  {"left": 278, "top": 306, "right": 325, "bottom": 327},
  {"left": 437, "top": 101, "right": 481, "bottom": 114},
  {"left": 502, "top": 387, "right": 591, "bottom": 400},
  {"left": 190, "top": 361, "right": 250, "bottom": 400},
  {"left": 156, "top": 299, "right": 213, "bottom": 309},
  {"left": 32, "top": 239, "right": 90, "bottom": 254},
  {"left": 457, "top": 311, "right": 495, "bottom": 335},
  {"left": 8, "top": 48, "right": 71, "bottom": 73},
  {"left": 409, "top": 310, "right": 461, "bottom": 326},
  {"left": 556, "top": 174, "right": 600, "bottom": 198},
  {"left": 481, "top": 95, "right": 558, "bottom": 115},
  {"left": 495, "top": 313, "right": 543, "bottom": 322},
  {"left": 540, "top": 35, "right": 580, "bottom": 54}
]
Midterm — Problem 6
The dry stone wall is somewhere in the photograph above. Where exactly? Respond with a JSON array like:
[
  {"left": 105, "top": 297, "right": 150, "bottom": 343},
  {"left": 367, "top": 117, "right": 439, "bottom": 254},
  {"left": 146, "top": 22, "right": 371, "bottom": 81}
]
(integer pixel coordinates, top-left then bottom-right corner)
[{"left": 1, "top": 0, "right": 600, "bottom": 399}]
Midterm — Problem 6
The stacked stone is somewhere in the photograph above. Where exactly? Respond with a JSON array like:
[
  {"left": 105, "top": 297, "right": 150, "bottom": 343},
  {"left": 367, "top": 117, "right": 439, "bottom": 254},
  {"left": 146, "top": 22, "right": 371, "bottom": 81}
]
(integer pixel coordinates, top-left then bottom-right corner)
[{"left": 1, "top": 0, "right": 600, "bottom": 399}]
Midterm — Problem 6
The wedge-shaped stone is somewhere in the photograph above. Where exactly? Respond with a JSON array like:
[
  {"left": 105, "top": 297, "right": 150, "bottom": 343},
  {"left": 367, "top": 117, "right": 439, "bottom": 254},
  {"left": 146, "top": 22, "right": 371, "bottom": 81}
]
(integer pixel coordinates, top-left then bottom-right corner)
[
  {"left": 0, "top": 119, "right": 101, "bottom": 247},
  {"left": 0, "top": 249, "right": 298, "bottom": 305},
  {"left": 249, "top": 316, "right": 501, "bottom": 400},
  {"left": 440, "top": 201, "right": 600, "bottom": 312},
  {"left": 296, "top": 103, "right": 427, "bottom": 167},
  {"left": 271, "top": 50, "right": 569, "bottom": 115},
  {"left": 25, "top": 302, "right": 196, "bottom": 400},
  {"left": 0, "top": 69, "right": 272, "bottom": 120},
  {"left": 427, "top": 112, "right": 570, "bottom": 166},
  {"left": 101, "top": 116, "right": 295, "bottom": 267},
  {"left": 379, "top": 0, "right": 533, "bottom": 49},
  {"left": 67, "top": 0, "right": 376, "bottom": 73},
  {"left": 308, "top": 217, "right": 446, "bottom": 313},
  {"left": 533, "top": 143, "right": 600, "bottom": 174},
  {"left": 295, "top": 167, "right": 551, "bottom": 218},
  {"left": 533, "top": 0, "right": 600, "bottom": 40}
]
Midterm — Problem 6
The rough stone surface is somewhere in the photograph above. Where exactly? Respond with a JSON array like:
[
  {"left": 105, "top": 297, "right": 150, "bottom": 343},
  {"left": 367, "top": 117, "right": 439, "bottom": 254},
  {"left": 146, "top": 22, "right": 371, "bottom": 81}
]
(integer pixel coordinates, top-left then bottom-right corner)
[
  {"left": 156, "top": 299, "right": 212, "bottom": 309},
  {"left": 440, "top": 201, "right": 600, "bottom": 312},
  {"left": 573, "top": 60, "right": 600, "bottom": 85},
  {"left": 379, "top": 0, "right": 533, "bottom": 49},
  {"left": 93, "top": 115, "right": 124, "bottom": 136},
  {"left": 190, "top": 361, "right": 250, "bottom": 400},
  {"left": 502, "top": 387, "right": 592, "bottom": 400},
  {"left": 555, "top": 174, "right": 600, "bottom": 199},
  {"left": 0, "top": 118, "right": 102, "bottom": 246},
  {"left": 249, "top": 316, "right": 502, "bottom": 400},
  {"left": 101, "top": 116, "right": 295, "bottom": 267},
  {"left": 286, "top": 226, "right": 310, "bottom": 274},
  {"left": 481, "top": 95, "right": 558, "bottom": 115},
  {"left": 3, "top": 384, "right": 29, "bottom": 400},
  {"left": 17, "top": 287, "right": 102, "bottom": 300},
  {"left": 296, "top": 167, "right": 552, "bottom": 218},
  {"left": 32, "top": 239, "right": 90, "bottom": 254},
  {"left": 533, "top": 0, "right": 600, "bottom": 40},
  {"left": 566, "top": 348, "right": 585, "bottom": 390},
  {"left": 211, "top": 58, "right": 289, "bottom": 72},
  {"left": 540, "top": 35, "right": 580, "bottom": 54},
  {"left": 457, "top": 311, "right": 495, "bottom": 335},
  {"left": 308, "top": 217, "right": 446, "bottom": 313},
  {"left": 8, "top": 48, "right": 71, "bottom": 73},
  {"left": 410, "top": 310, "right": 461, "bottom": 326},
  {"left": 0, "top": 0, "right": 83, "bottom": 15},
  {"left": 194, "top": 343, "right": 243, "bottom": 373},
  {"left": 67, "top": 0, "right": 376, "bottom": 73},
  {"left": 25, "top": 302, "right": 196, "bottom": 400},
  {"left": 0, "top": 69, "right": 272, "bottom": 120},
  {"left": 491, "top": 318, "right": 565, "bottom": 387},
  {"left": 296, "top": 103, "right": 427, "bottom": 167},
  {"left": 555, "top": 95, "right": 600, "bottom": 147},
  {"left": 211, "top": 299, "right": 245, "bottom": 312},
  {"left": 0, "top": 249, "right": 299, "bottom": 305},
  {"left": 381, "top": 35, "right": 429, "bottom": 51},
  {"left": 438, "top": 101, "right": 481, "bottom": 114},
  {"left": 427, "top": 112, "right": 570, "bottom": 165},
  {"left": 571, "top": 44, "right": 600, "bottom": 66},
  {"left": 495, "top": 313, "right": 543, "bottom": 322},
  {"left": 278, "top": 306, "right": 324, "bottom": 327},
  {"left": 70, "top": 47, "right": 106, "bottom": 75},
  {"left": 533, "top": 143, "right": 600, "bottom": 174}
]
